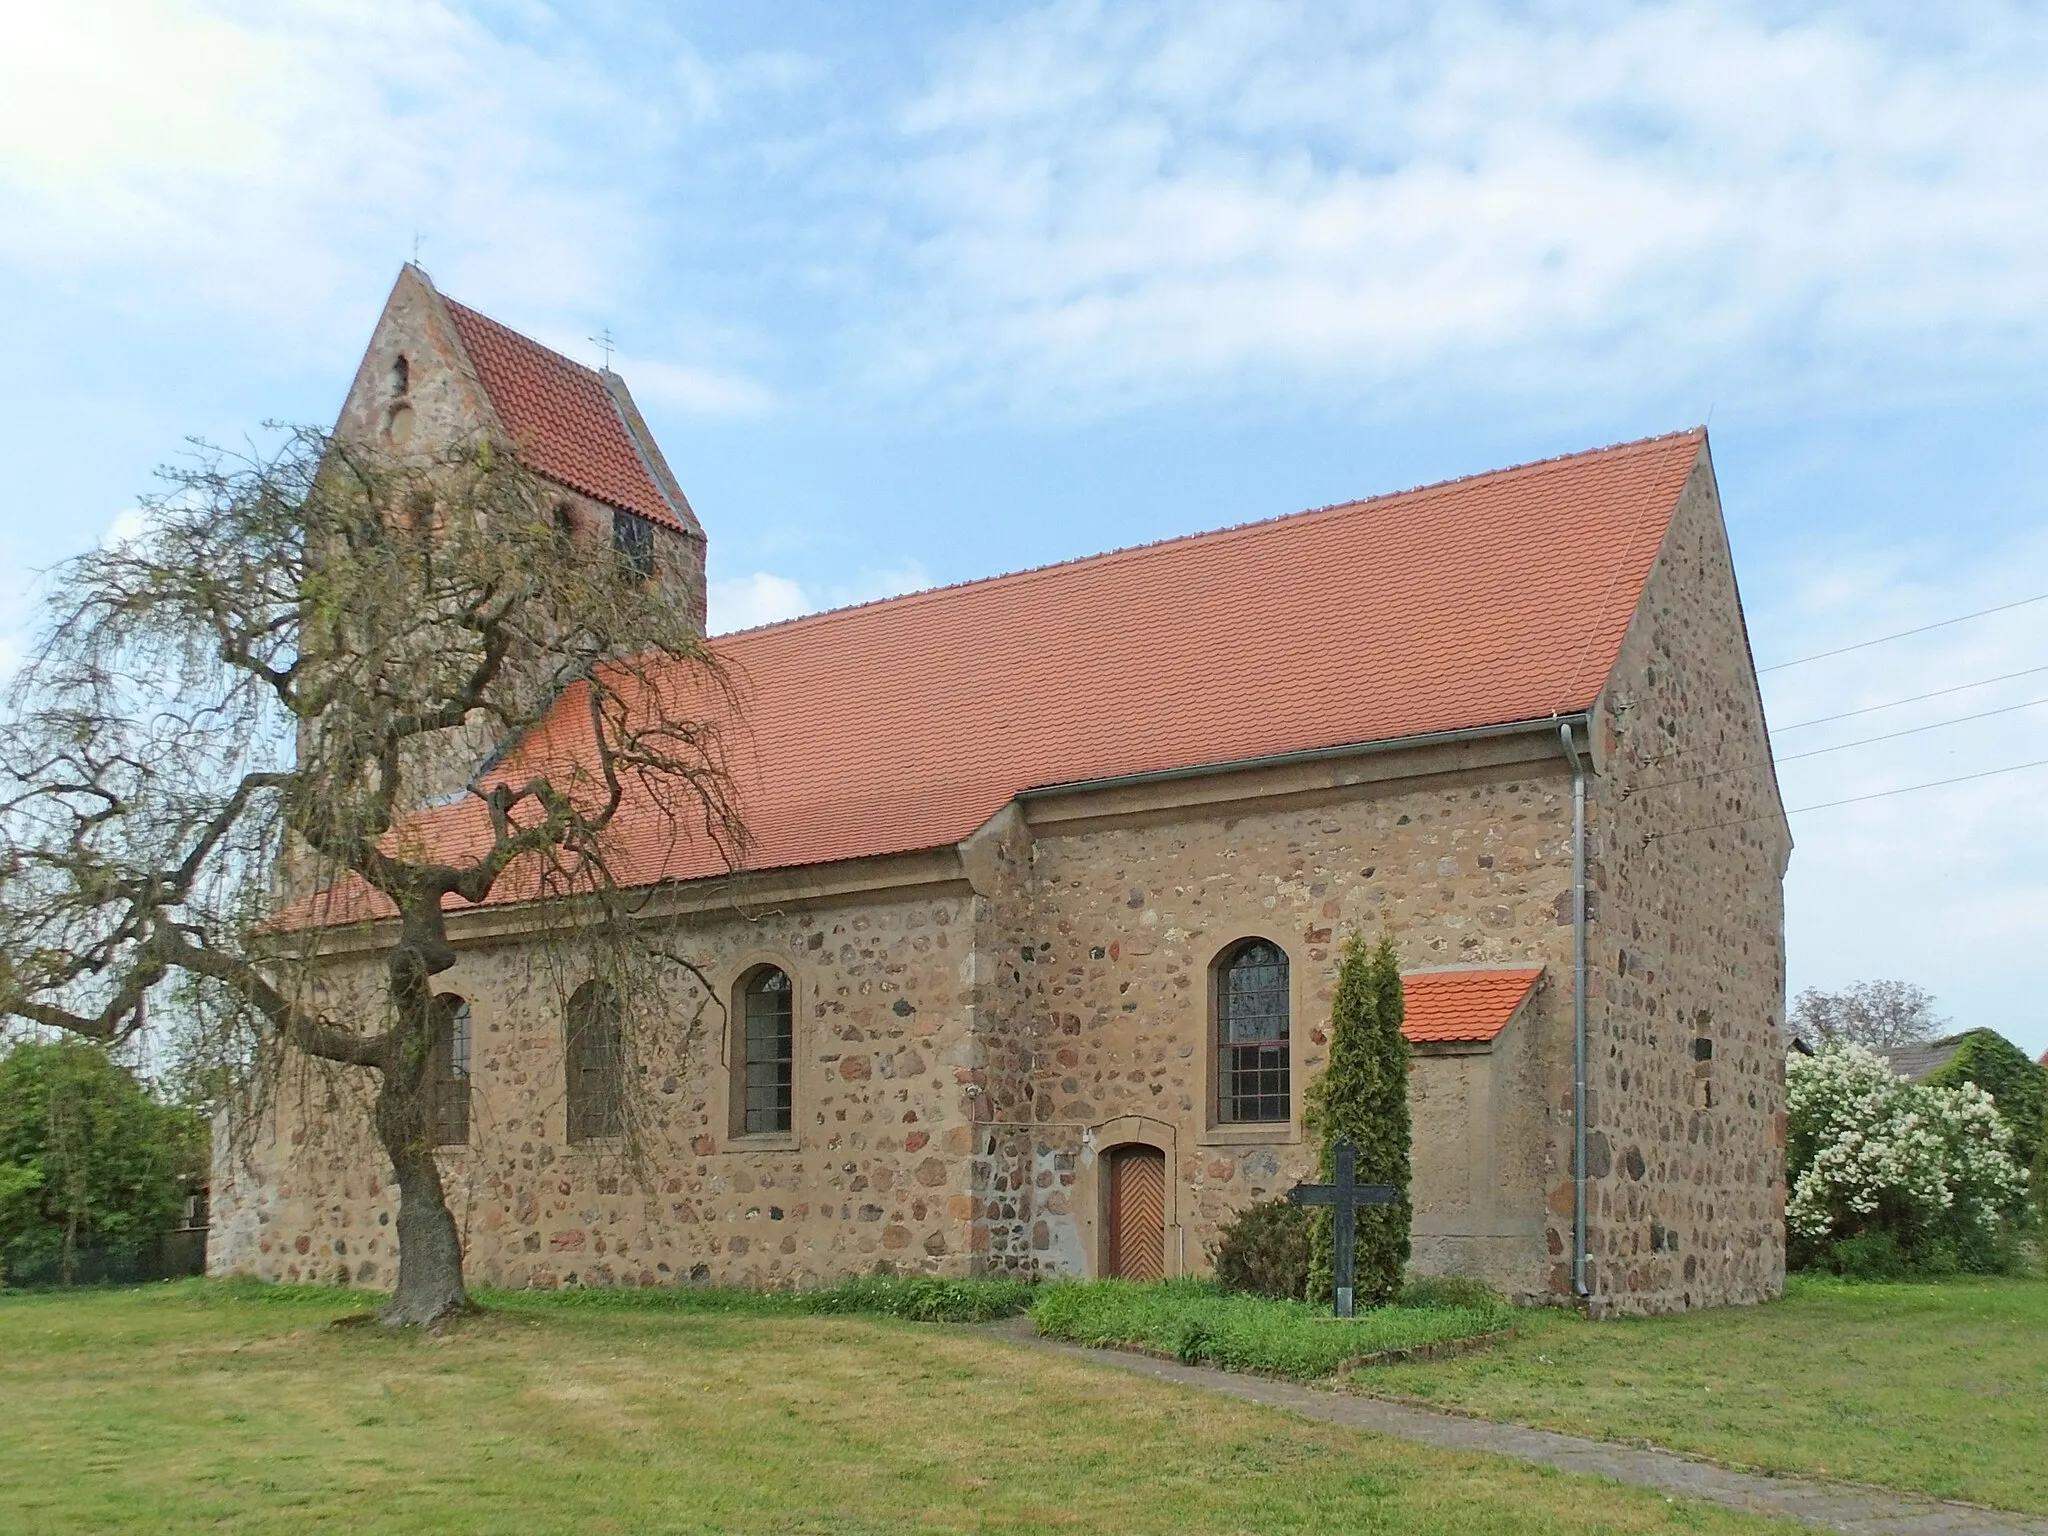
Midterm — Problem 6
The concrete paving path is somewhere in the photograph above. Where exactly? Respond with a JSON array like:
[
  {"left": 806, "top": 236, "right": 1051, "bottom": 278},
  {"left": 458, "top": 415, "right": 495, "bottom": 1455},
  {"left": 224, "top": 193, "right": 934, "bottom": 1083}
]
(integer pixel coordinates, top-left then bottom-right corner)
[{"left": 990, "top": 1321, "right": 2048, "bottom": 1536}]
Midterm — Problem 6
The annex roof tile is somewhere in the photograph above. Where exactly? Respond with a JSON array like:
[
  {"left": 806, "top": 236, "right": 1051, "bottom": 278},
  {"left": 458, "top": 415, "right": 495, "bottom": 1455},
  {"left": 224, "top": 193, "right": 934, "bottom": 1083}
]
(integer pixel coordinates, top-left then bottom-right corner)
[{"left": 1401, "top": 968, "right": 1545, "bottom": 1043}]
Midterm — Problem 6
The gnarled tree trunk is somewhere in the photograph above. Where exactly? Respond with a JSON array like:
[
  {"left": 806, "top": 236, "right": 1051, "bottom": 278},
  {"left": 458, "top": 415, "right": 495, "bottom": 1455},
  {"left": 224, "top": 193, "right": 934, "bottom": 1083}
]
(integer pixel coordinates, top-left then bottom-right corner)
[
  {"left": 369, "top": 910, "right": 475, "bottom": 1328},
  {"left": 371, "top": 1070, "right": 472, "bottom": 1327}
]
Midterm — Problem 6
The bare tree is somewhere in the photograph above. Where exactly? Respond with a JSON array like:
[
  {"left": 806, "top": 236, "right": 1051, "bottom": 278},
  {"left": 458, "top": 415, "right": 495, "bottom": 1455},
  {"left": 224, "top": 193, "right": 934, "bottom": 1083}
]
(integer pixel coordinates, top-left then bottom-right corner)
[
  {"left": 1791, "top": 981, "right": 1946, "bottom": 1051},
  {"left": 0, "top": 429, "right": 741, "bottom": 1326}
]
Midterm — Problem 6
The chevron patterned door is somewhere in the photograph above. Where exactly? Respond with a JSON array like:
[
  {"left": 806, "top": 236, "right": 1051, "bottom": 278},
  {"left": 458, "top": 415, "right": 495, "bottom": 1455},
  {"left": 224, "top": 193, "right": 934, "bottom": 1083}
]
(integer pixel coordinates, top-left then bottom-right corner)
[{"left": 1106, "top": 1145, "right": 1167, "bottom": 1280}]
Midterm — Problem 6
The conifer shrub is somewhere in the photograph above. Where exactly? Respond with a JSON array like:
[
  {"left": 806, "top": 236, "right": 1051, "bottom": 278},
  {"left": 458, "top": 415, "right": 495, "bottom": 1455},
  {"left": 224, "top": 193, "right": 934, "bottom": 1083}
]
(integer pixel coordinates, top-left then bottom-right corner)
[
  {"left": 1210, "top": 1198, "right": 1311, "bottom": 1299},
  {"left": 1304, "top": 931, "right": 1412, "bottom": 1308}
]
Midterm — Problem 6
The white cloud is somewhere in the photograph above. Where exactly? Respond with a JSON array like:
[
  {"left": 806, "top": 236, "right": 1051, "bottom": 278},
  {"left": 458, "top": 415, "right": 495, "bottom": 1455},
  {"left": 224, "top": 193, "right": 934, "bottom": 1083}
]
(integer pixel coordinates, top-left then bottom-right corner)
[
  {"left": 707, "top": 560, "right": 932, "bottom": 634},
  {"left": 872, "top": 1, "right": 2048, "bottom": 414},
  {"left": 0, "top": 1, "right": 783, "bottom": 358},
  {"left": 708, "top": 571, "right": 810, "bottom": 633},
  {"left": 619, "top": 357, "right": 775, "bottom": 419},
  {"left": 102, "top": 508, "right": 151, "bottom": 548}
]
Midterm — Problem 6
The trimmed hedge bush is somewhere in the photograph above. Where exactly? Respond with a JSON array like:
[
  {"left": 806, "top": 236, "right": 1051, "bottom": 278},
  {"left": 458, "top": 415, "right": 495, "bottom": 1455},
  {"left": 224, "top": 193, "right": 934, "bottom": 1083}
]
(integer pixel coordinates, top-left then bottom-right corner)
[{"left": 1029, "top": 1277, "right": 1508, "bottom": 1379}]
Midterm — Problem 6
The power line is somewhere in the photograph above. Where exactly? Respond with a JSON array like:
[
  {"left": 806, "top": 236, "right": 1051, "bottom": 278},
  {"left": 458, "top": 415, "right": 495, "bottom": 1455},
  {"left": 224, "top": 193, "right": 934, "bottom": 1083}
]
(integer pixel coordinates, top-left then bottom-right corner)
[
  {"left": 1769, "top": 664, "right": 2048, "bottom": 732},
  {"left": 1758, "top": 591, "right": 2048, "bottom": 673},
  {"left": 1775, "top": 695, "right": 2048, "bottom": 763},
  {"left": 1626, "top": 693, "right": 2048, "bottom": 794},
  {"left": 1648, "top": 755, "right": 2048, "bottom": 841}
]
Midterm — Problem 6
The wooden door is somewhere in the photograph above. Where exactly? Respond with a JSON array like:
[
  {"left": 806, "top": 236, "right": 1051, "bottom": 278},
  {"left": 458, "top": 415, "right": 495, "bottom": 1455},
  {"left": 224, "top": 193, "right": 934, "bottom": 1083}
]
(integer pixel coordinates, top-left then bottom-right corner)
[{"left": 1105, "top": 1145, "right": 1166, "bottom": 1280}]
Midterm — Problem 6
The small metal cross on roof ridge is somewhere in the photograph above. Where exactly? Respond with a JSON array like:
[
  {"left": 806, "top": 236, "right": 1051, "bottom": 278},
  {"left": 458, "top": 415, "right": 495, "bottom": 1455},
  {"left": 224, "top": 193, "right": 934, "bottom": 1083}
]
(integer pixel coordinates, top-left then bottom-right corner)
[{"left": 1285, "top": 1141, "right": 1397, "bottom": 1318}]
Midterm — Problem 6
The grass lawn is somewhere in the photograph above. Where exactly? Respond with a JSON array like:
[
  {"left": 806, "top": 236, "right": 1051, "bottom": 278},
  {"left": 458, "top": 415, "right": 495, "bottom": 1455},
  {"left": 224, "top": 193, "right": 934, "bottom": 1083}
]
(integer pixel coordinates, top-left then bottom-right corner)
[
  {"left": 0, "top": 1281, "right": 1800, "bottom": 1536},
  {"left": 1360, "top": 1274, "right": 2048, "bottom": 1515}
]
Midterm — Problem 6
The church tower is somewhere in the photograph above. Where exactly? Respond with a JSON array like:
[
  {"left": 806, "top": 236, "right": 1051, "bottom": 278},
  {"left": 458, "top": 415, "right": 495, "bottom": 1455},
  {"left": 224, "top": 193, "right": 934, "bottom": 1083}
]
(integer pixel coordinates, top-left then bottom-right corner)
[{"left": 326, "top": 266, "right": 709, "bottom": 809}]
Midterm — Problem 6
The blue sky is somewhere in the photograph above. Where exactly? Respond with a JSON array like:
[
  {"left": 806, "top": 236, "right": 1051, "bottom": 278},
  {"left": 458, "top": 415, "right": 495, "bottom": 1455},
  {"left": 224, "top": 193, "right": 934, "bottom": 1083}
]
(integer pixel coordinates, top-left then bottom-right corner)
[{"left": 3, "top": 0, "right": 2045, "bottom": 1054}]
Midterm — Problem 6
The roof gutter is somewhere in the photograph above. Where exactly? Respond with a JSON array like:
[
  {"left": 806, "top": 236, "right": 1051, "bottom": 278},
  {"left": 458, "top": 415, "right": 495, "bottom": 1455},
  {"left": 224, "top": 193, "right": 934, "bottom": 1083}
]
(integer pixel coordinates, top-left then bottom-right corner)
[
  {"left": 1017, "top": 712, "right": 1593, "bottom": 801},
  {"left": 1558, "top": 719, "right": 1592, "bottom": 1301}
]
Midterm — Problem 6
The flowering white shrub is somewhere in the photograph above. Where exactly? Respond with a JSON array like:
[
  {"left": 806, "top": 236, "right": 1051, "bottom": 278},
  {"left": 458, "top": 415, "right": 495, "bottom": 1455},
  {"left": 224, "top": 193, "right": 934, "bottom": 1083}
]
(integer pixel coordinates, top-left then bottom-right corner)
[{"left": 1786, "top": 1044, "right": 2025, "bottom": 1255}]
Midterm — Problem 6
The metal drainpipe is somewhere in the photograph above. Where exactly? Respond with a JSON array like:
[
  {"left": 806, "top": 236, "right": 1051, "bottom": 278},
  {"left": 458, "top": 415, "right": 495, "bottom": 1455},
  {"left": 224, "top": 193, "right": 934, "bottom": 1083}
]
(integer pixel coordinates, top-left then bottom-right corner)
[{"left": 1559, "top": 721, "right": 1591, "bottom": 1300}]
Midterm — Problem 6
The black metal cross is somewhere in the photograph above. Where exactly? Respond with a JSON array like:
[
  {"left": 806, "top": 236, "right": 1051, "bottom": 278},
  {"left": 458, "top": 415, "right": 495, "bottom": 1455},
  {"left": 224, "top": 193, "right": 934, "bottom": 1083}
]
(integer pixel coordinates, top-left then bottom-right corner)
[{"left": 1285, "top": 1141, "right": 1397, "bottom": 1317}]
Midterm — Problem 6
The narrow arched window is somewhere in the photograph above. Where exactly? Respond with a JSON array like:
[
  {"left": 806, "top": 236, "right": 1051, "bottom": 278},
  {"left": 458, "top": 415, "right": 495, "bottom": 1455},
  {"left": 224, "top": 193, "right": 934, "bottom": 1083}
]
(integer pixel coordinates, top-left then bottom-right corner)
[
  {"left": 390, "top": 354, "right": 410, "bottom": 396},
  {"left": 566, "top": 980, "right": 623, "bottom": 1142},
  {"left": 1216, "top": 940, "right": 1290, "bottom": 1123},
  {"left": 738, "top": 967, "right": 794, "bottom": 1136},
  {"left": 431, "top": 994, "right": 471, "bottom": 1146},
  {"left": 612, "top": 511, "right": 655, "bottom": 581}
]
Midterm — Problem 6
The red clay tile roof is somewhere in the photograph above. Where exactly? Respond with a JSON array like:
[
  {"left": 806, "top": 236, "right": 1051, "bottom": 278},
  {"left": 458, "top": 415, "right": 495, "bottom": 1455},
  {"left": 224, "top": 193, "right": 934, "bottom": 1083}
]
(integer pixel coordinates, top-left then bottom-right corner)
[
  {"left": 442, "top": 298, "right": 689, "bottom": 534},
  {"left": 300, "top": 429, "right": 1707, "bottom": 923},
  {"left": 1401, "top": 968, "right": 1544, "bottom": 1043}
]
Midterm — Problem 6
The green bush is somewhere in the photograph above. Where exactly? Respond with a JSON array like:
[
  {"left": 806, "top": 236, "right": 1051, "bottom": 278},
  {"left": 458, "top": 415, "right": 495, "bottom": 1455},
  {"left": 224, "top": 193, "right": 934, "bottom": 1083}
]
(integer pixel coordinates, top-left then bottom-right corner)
[
  {"left": 1398, "top": 1274, "right": 1507, "bottom": 1310},
  {"left": 1030, "top": 1277, "right": 1508, "bottom": 1380},
  {"left": 1925, "top": 1030, "right": 2048, "bottom": 1204},
  {"left": 1304, "top": 932, "right": 1412, "bottom": 1308},
  {"left": 1829, "top": 1232, "right": 1909, "bottom": 1281},
  {"left": 1787, "top": 1043, "right": 2028, "bottom": 1276},
  {"left": 1210, "top": 1198, "right": 1311, "bottom": 1300},
  {"left": 0, "top": 1041, "right": 206, "bottom": 1286}
]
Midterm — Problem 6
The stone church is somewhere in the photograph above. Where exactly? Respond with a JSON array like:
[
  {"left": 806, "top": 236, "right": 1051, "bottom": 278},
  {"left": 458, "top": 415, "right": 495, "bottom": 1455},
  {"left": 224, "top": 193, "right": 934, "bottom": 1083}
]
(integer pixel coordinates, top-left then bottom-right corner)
[{"left": 212, "top": 267, "right": 1793, "bottom": 1316}]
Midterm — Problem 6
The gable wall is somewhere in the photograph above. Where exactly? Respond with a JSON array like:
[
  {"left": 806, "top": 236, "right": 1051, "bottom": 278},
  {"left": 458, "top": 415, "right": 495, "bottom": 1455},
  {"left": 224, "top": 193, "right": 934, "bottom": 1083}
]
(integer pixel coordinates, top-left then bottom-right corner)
[{"left": 1581, "top": 452, "right": 1791, "bottom": 1315}]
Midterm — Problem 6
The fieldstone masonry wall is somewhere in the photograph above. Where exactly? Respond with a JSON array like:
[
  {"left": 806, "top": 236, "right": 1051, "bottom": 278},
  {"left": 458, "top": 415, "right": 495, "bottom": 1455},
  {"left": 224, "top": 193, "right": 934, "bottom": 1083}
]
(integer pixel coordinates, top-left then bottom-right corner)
[
  {"left": 1578, "top": 455, "right": 1792, "bottom": 1315},
  {"left": 212, "top": 890, "right": 988, "bottom": 1289}
]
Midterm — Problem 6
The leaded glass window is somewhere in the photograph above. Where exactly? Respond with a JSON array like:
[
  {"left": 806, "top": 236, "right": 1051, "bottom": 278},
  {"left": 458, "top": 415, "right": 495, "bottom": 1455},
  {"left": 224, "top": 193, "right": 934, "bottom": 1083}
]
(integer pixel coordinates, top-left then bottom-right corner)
[
  {"left": 741, "top": 968, "right": 794, "bottom": 1136},
  {"left": 612, "top": 511, "right": 655, "bottom": 581},
  {"left": 431, "top": 994, "right": 471, "bottom": 1147},
  {"left": 1216, "top": 940, "right": 1290, "bottom": 1123},
  {"left": 566, "top": 980, "right": 623, "bottom": 1141}
]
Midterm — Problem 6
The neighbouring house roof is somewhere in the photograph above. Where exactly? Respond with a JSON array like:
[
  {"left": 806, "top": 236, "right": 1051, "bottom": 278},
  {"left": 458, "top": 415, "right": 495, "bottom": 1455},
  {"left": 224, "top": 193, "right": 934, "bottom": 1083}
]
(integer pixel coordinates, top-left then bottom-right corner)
[
  {"left": 296, "top": 423, "right": 1712, "bottom": 925},
  {"left": 1401, "top": 969, "right": 1545, "bottom": 1044},
  {"left": 441, "top": 297, "right": 696, "bottom": 536},
  {"left": 1877, "top": 1036, "right": 1967, "bottom": 1083}
]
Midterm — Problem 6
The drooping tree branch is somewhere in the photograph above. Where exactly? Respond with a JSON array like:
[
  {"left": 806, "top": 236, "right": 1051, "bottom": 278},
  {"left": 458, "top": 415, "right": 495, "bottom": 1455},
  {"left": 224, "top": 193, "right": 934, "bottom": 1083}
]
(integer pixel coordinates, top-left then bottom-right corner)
[{"left": 0, "top": 426, "right": 747, "bottom": 1326}]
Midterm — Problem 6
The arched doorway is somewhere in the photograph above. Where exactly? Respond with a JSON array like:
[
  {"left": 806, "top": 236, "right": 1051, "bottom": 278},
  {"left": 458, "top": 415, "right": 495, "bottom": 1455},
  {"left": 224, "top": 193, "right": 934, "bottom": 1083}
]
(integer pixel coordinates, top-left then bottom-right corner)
[{"left": 1104, "top": 1144, "right": 1167, "bottom": 1280}]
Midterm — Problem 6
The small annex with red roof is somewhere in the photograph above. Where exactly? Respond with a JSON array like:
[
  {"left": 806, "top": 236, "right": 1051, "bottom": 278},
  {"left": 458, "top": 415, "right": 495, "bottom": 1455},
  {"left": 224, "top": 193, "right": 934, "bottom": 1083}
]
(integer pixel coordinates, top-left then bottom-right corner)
[{"left": 215, "top": 277, "right": 1794, "bottom": 1320}]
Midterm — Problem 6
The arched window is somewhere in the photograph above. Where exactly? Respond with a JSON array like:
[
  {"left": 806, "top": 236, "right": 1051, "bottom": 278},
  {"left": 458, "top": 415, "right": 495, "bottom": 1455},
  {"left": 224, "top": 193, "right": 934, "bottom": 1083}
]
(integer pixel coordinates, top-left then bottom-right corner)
[
  {"left": 390, "top": 354, "right": 410, "bottom": 397},
  {"left": 737, "top": 967, "right": 794, "bottom": 1136},
  {"left": 430, "top": 994, "right": 471, "bottom": 1147},
  {"left": 566, "top": 980, "right": 623, "bottom": 1142},
  {"left": 1215, "top": 940, "right": 1290, "bottom": 1124},
  {"left": 612, "top": 511, "right": 655, "bottom": 581}
]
